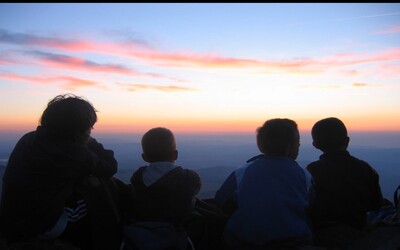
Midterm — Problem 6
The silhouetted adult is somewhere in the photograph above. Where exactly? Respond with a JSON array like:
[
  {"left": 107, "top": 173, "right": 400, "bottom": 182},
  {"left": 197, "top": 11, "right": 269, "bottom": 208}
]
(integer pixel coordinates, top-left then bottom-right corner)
[
  {"left": 306, "top": 117, "right": 384, "bottom": 248},
  {"left": 0, "top": 94, "right": 123, "bottom": 250},
  {"left": 215, "top": 118, "right": 314, "bottom": 250}
]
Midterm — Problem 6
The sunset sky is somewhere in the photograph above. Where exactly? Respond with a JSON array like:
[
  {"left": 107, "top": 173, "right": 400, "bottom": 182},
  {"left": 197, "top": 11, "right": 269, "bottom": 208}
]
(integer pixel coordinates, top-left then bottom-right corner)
[{"left": 1, "top": 3, "right": 399, "bottom": 134}]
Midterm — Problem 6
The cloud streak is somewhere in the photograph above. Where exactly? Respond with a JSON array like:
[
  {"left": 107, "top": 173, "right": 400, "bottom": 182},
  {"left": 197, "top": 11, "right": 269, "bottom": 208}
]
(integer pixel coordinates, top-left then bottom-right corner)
[
  {"left": 116, "top": 82, "right": 196, "bottom": 92},
  {"left": 377, "top": 25, "right": 400, "bottom": 34},
  {"left": 29, "top": 50, "right": 135, "bottom": 74},
  {"left": 0, "top": 29, "right": 137, "bottom": 54},
  {"left": 0, "top": 72, "right": 105, "bottom": 91},
  {"left": 0, "top": 71, "right": 193, "bottom": 92},
  {"left": 352, "top": 83, "right": 381, "bottom": 88},
  {"left": 23, "top": 50, "right": 188, "bottom": 82},
  {"left": 1, "top": 29, "right": 400, "bottom": 76},
  {"left": 329, "top": 12, "right": 400, "bottom": 22},
  {"left": 301, "top": 84, "right": 341, "bottom": 89}
]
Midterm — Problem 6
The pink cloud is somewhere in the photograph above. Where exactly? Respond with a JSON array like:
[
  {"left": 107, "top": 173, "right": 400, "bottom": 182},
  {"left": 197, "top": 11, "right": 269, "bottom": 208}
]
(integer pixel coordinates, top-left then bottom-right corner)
[
  {"left": 0, "top": 29, "right": 140, "bottom": 54},
  {"left": 0, "top": 71, "right": 192, "bottom": 92},
  {"left": 26, "top": 50, "right": 188, "bottom": 83},
  {"left": 0, "top": 72, "right": 105, "bottom": 91},
  {"left": 29, "top": 50, "right": 138, "bottom": 75},
  {"left": 129, "top": 48, "right": 400, "bottom": 75},
  {"left": 377, "top": 25, "right": 400, "bottom": 34},
  {"left": 2, "top": 29, "right": 400, "bottom": 75},
  {"left": 378, "top": 64, "right": 400, "bottom": 77}
]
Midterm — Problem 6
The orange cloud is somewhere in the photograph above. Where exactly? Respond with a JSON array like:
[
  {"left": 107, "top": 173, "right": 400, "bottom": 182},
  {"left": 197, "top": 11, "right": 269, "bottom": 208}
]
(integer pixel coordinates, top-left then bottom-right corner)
[
  {"left": 352, "top": 83, "right": 380, "bottom": 88},
  {"left": 352, "top": 83, "right": 368, "bottom": 87},
  {"left": 338, "top": 69, "right": 361, "bottom": 76}
]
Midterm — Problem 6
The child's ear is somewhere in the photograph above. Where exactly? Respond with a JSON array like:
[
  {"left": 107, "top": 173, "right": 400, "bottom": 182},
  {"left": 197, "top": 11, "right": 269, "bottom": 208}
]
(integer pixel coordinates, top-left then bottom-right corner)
[
  {"left": 173, "top": 150, "right": 178, "bottom": 161},
  {"left": 141, "top": 153, "right": 148, "bottom": 162},
  {"left": 344, "top": 136, "right": 350, "bottom": 147},
  {"left": 312, "top": 141, "right": 320, "bottom": 149}
]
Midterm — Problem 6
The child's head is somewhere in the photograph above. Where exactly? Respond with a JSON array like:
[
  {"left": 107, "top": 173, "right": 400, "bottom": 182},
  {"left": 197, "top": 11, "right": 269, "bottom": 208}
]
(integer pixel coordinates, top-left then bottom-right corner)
[
  {"left": 141, "top": 127, "right": 177, "bottom": 163},
  {"left": 311, "top": 117, "right": 349, "bottom": 152},
  {"left": 256, "top": 118, "right": 300, "bottom": 159}
]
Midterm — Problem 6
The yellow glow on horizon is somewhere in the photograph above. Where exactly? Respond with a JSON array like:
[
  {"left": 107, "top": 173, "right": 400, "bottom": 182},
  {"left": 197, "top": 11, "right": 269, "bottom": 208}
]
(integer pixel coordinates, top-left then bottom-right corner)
[{"left": 2, "top": 111, "right": 400, "bottom": 135}]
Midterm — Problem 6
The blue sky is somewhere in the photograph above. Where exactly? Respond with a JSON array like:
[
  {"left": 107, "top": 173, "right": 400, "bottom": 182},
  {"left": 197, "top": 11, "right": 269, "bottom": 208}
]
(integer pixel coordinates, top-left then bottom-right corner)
[{"left": 1, "top": 3, "right": 399, "bottom": 133}]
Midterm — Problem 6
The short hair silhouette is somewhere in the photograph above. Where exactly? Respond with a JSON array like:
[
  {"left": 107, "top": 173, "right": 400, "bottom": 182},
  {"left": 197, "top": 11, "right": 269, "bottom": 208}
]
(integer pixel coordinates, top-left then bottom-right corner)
[
  {"left": 141, "top": 127, "right": 177, "bottom": 162},
  {"left": 256, "top": 118, "right": 299, "bottom": 156},
  {"left": 311, "top": 117, "right": 348, "bottom": 152},
  {"left": 40, "top": 94, "right": 97, "bottom": 139}
]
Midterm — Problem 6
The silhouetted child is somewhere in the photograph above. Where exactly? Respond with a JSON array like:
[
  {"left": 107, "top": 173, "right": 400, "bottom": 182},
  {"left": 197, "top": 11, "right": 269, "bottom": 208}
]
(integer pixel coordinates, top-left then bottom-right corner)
[
  {"left": 127, "top": 127, "right": 205, "bottom": 249},
  {"left": 306, "top": 117, "right": 384, "bottom": 248},
  {"left": 215, "top": 118, "right": 314, "bottom": 250}
]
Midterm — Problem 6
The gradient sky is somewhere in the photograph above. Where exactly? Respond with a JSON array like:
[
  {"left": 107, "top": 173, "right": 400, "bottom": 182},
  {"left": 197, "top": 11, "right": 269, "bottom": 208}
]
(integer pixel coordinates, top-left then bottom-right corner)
[{"left": 1, "top": 3, "right": 399, "bottom": 134}]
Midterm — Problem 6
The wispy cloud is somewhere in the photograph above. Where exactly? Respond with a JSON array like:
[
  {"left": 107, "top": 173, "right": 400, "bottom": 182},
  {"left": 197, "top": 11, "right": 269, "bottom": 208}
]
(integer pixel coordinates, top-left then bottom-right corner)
[
  {"left": 294, "top": 12, "right": 400, "bottom": 29},
  {"left": 352, "top": 83, "right": 381, "bottom": 87},
  {"left": 338, "top": 69, "right": 361, "bottom": 76},
  {"left": 329, "top": 12, "right": 400, "bottom": 22},
  {"left": 0, "top": 29, "right": 137, "bottom": 53},
  {"left": 117, "top": 82, "right": 196, "bottom": 92},
  {"left": 378, "top": 64, "right": 400, "bottom": 77},
  {"left": 23, "top": 50, "right": 188, "bottom": 82},
  {"left": 352, "top": 83, "right": 369, "bottom": 87},
  {"left": 28, "top": 50, "right": 135, "bottom": 74},
  {"left": 376, "top": 25, "right": 400, "bottom": 35},
  {"left": 0, "top": 52, "right": 21, "bottom": 65},
  {"left": 301, "top": 82, "right": 382, "bottom": 89},
  {"left": 301, "top": 84, "right": 341, "bottom": 89},
  {"left": 0, "top": 72, "right": 105, "bottom": 91},
  {"left": 129, "top": 48, "right": 400, "bottom": 75},
  {"left": 1, "top": 29, "right": 400, "bottom": 75}
]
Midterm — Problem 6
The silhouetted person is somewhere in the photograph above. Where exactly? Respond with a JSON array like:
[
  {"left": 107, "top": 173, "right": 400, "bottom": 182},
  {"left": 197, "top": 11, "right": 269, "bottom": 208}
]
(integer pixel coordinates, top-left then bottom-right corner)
[
  {"left": 306, "top": 117, "right": 384, "bottom": 248},
  {"left": 215, "top": 118, "right": 313, "bottom": 250},
  {"left": 0, "top": 94, "right": 123, "bottom": 250},
  {"left": 126, "top": 127, "right": 205, "bottom": 249}
]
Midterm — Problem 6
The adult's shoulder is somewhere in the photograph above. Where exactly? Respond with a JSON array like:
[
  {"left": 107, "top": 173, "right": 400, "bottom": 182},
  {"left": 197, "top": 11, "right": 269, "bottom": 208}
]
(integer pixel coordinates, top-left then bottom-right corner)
[{"left": 15, "top": 130, "right": 36, "bottom": 143}]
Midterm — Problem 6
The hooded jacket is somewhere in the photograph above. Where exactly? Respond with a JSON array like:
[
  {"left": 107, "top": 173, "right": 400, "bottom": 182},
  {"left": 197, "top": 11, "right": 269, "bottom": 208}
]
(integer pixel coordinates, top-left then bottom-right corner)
[{"left": 130, "top": 165, "right": 201, "bottom": 223}]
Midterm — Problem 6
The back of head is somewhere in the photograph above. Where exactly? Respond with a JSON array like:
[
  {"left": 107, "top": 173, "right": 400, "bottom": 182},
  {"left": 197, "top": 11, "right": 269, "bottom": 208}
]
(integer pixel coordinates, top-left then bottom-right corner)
[
  {"left": 141, "top": 127, "right": 176, "bottom": 162},
  {"left": 40, "top": 94, "right": 97, "bottom": 140},
  {"left": 311, "top": 117, "right": 348, "bottom": 152},
  {"left": 257, "top": 118, "right": 299, "bottom": 157}
]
